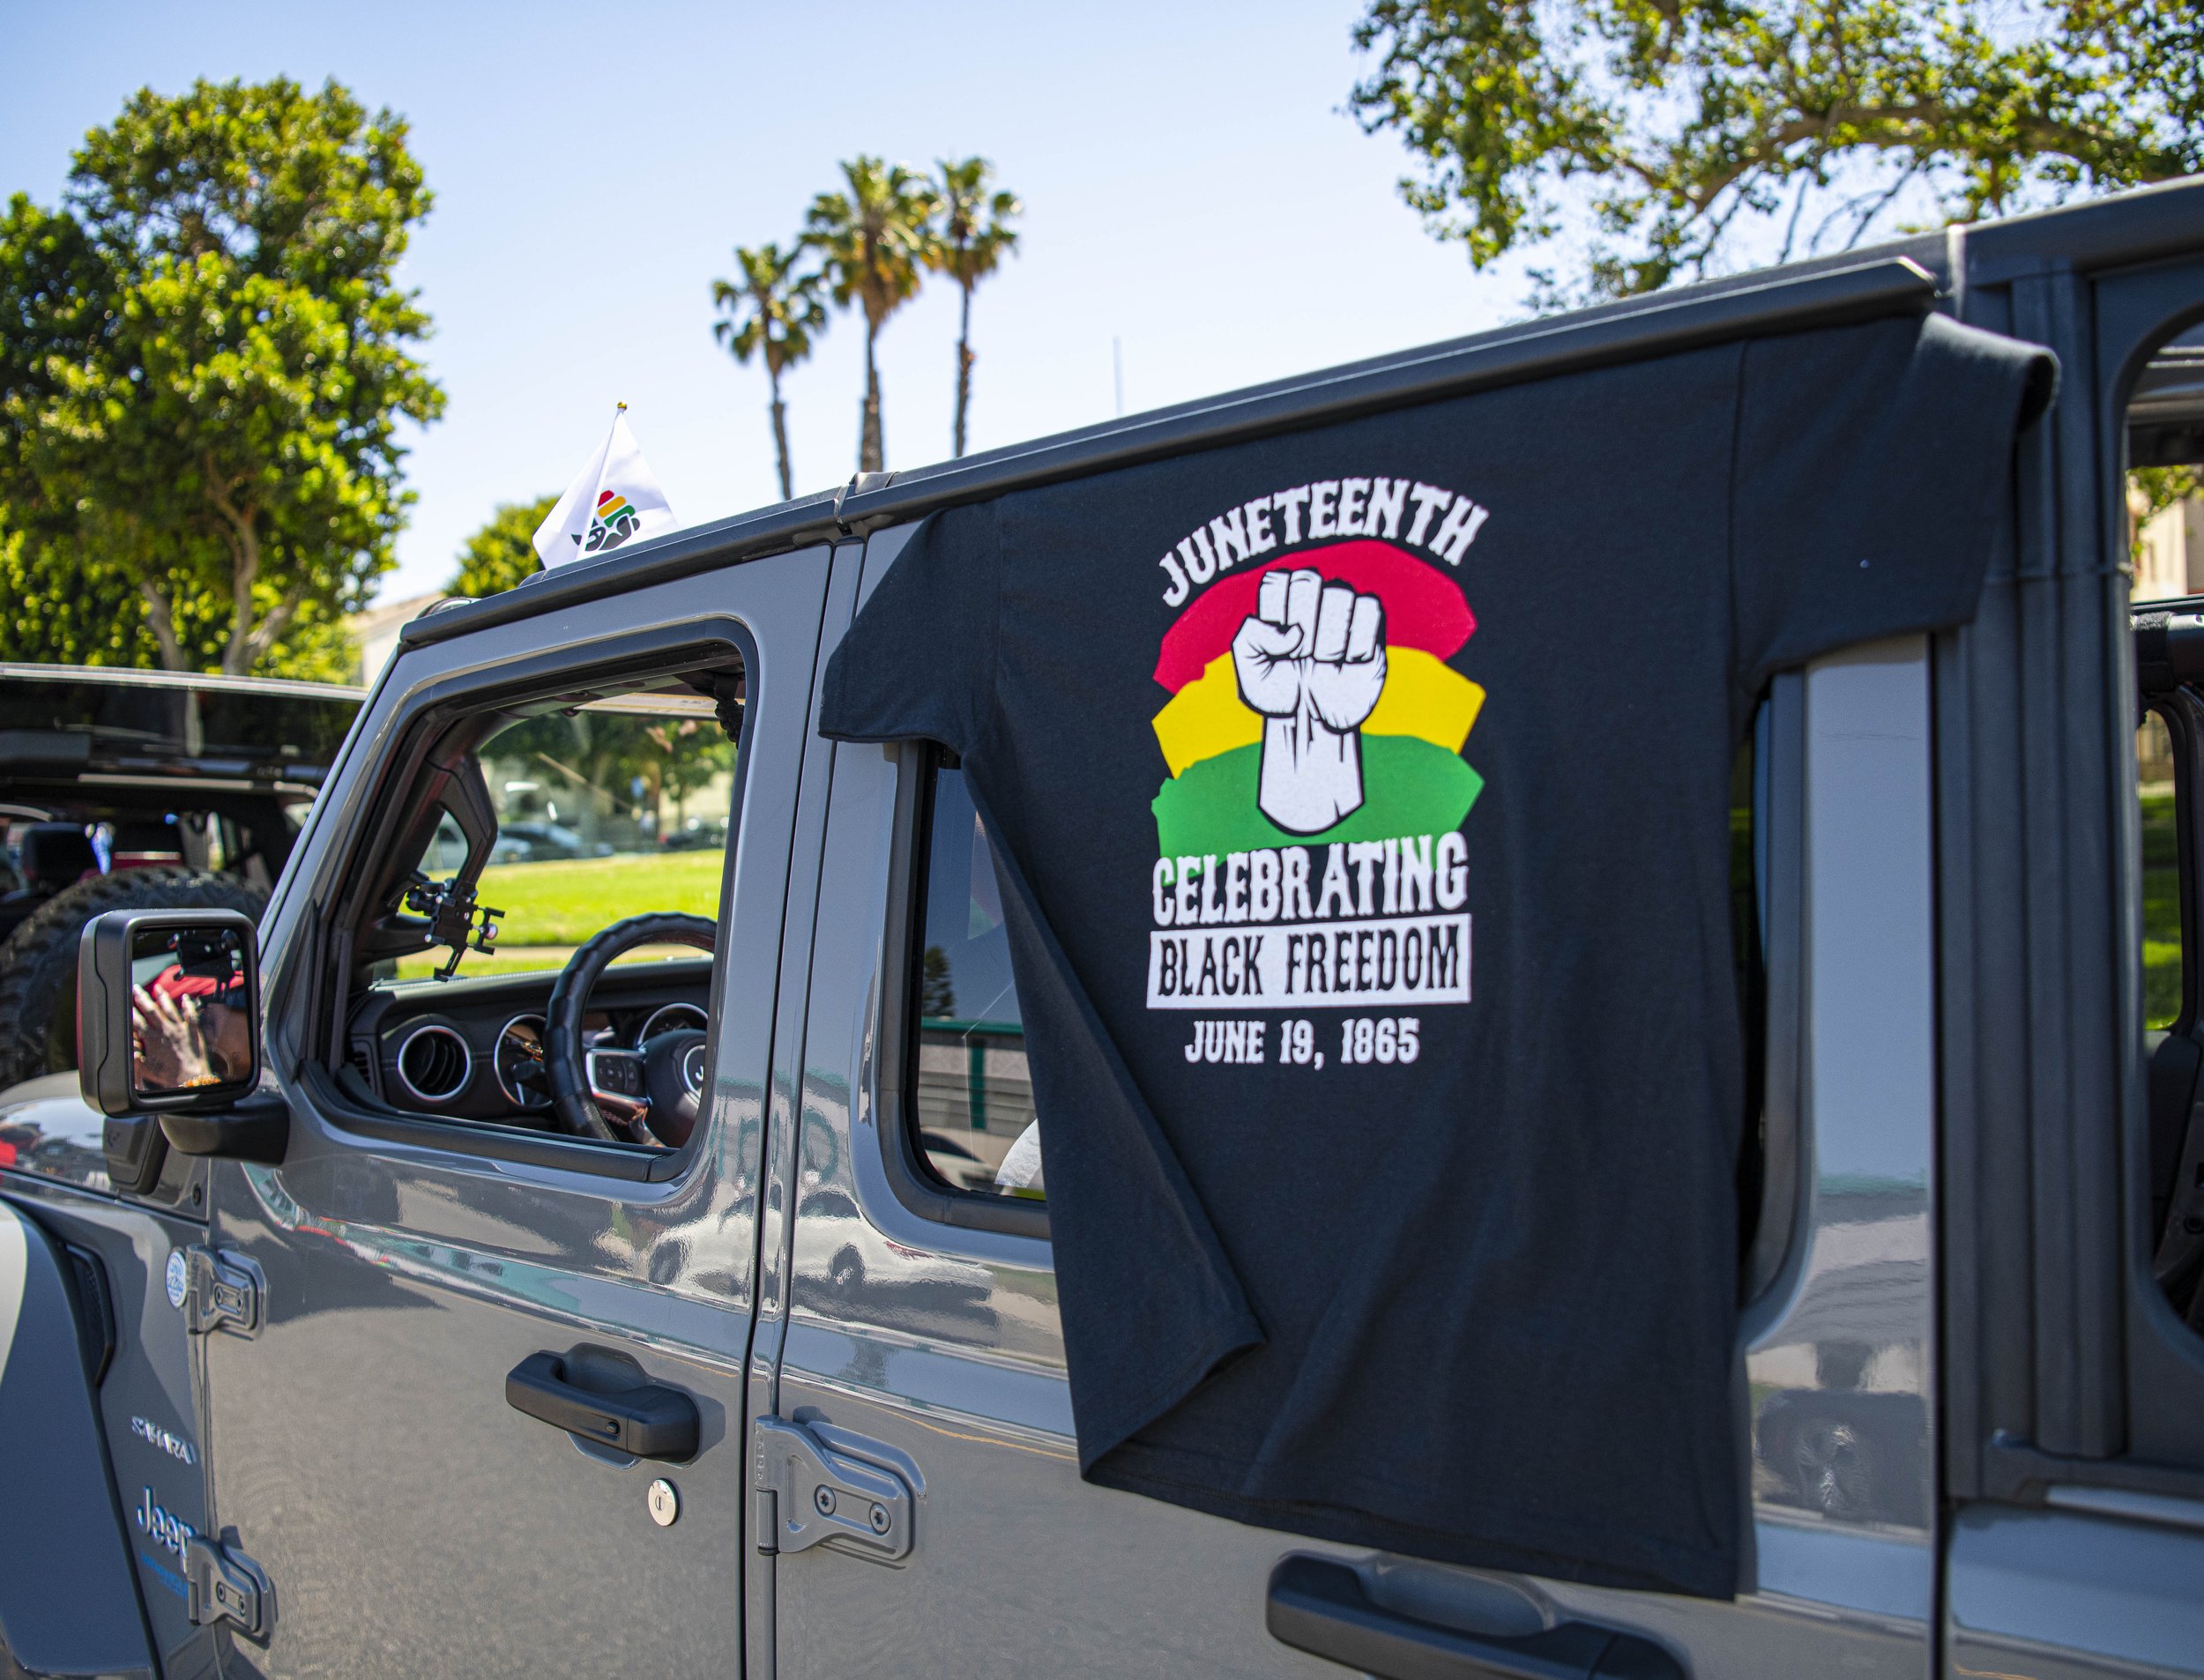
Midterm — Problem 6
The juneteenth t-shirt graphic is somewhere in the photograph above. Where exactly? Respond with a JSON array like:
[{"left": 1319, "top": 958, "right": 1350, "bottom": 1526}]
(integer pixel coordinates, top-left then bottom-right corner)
[
  {"left": 816, "top": 312, "right": 2054, "bottom": 1602},
  {"left": 1145, "top": 521, "right": 1485, "bottom": 1016}
]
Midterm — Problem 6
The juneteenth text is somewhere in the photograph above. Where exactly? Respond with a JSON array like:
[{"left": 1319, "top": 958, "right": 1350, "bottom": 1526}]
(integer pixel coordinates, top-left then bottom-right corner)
[{"left": 1158, "top": 476, "right": 1492, "bottom": 606}]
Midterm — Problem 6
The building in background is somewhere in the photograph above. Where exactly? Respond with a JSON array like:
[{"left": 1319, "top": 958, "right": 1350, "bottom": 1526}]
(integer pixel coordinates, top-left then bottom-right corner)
[
  {"left": 2135, "top": 494, "right": 2204, "bottom": 602},
  {"left": 346, "top": 591, "right": 446, "bottom": 688}
]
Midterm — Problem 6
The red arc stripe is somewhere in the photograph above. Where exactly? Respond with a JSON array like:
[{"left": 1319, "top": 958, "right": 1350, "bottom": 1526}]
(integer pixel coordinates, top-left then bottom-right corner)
[{"left": 1154, "top": 539, "right": 1476, "bottom": 693}]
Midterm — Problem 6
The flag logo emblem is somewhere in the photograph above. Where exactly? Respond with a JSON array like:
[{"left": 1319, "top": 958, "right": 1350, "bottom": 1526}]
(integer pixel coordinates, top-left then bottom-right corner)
[{"left": 585, "top": 490, "right": 642, "bottom": 554}]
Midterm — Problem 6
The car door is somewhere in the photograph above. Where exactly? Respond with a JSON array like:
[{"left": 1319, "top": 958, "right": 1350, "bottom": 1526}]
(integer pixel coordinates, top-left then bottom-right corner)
[
  {"left": 196, "top": 546, "right": 831, "bottom": 1678},
  {"left": 0, "top": 1096, "right": 219, "bottom": 1679},
  {"left": 748, "top": 518, "right": 1940, "bottom": 1679},
  {"left": 1935, "top": 214, "right": 2204, "bottom": 1680}
]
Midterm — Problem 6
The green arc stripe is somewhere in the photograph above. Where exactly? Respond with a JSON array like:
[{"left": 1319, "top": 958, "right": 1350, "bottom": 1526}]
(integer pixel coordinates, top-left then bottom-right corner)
[{"left": 1152, "top": 736, "right": 1483, "bottom": 858}]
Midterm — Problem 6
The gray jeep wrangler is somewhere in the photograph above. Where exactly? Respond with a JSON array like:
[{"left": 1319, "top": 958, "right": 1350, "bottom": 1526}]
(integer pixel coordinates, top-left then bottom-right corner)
[{"left": 5, "top": 180, "right": 2204, "bottom": 1680}]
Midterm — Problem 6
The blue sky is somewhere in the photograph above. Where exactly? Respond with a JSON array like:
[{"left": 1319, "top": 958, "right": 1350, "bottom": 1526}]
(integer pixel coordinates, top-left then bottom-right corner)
[{"left": 4, "top": 1, "right": 1532, "bottom": 605}]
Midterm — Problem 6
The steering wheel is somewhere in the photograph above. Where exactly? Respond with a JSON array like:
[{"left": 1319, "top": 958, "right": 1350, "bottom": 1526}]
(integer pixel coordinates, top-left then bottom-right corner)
[{"left": 545, "top": 912, "right": 715, "bottom": 1146}]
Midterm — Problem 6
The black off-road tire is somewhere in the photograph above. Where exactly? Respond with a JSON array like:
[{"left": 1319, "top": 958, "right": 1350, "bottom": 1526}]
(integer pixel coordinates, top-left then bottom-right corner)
[{"left": 0, "top": 867, "right": 267, "bottom": 1090}]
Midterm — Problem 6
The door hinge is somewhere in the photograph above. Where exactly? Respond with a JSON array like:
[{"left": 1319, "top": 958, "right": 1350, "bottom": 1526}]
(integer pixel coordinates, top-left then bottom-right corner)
[
  {"left": 183, "top": 1247, "right": 263, "bottom": 1338},
  {"left": 751, "top": 1416, "right": 916, "bottom": 1564},
  {"left": 185, "top": 1534, "right": 272, "bottom": 1639}
]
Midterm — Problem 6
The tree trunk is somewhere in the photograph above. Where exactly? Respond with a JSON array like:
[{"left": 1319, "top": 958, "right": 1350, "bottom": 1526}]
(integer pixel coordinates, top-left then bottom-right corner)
[
  {"left": 954, "top": 283, "right": 974, "bottom": 459},
  {"left": 206, "top": 473, "right": 268, "bottom": 676},
  {"left": 138, "top": 581, "right": 189, "bottom": 672},
  {"left": 236, "top": 596, "right": 299, "bottom": 674},
  {"left": 860, "top": 326, "right": 884, "bottom": 473},
  {"left": 769, "top": 368, "right": 793, "bottom": 502},
  {"left": 219, "top": 531, "right": 265, "bottom": 676}
]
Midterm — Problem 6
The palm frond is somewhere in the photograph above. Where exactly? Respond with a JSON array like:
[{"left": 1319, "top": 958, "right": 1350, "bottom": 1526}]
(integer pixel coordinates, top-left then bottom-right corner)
[{"left": 708, "top": 239, "right": 828, "bottom": 375}]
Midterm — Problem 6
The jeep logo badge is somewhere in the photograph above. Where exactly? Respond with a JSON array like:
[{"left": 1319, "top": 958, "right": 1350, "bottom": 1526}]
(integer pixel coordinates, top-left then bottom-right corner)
[
  {"left": 165, "top": 1251, "right": 188, "bottom": 1311},
  {"left": 137, "top": 1485, "right": 195, "bottom": 1563}
]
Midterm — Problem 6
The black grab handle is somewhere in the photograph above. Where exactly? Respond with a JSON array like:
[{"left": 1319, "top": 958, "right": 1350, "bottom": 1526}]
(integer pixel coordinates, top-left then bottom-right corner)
[
  {"left": 504, "top": 1352, "right": 699, "bottom": 1461},
  {"left": 1266, "top": 1555, "right": 1685, "bottom": 1680}
]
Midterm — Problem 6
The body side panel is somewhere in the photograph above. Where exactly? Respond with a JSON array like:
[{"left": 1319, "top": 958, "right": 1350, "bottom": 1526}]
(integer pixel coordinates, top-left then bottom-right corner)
[{"left": 0, "top": 1193, "right": 156, "bottom": 1680}]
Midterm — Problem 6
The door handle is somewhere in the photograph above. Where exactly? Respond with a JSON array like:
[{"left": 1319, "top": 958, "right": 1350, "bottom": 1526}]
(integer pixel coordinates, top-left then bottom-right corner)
[
  {"left": 505, "top": 1351, "right": 699, "bottom": 1461},
  {"left": 1266, "top": 1556, "right": 1685, "bottom": 1680}
]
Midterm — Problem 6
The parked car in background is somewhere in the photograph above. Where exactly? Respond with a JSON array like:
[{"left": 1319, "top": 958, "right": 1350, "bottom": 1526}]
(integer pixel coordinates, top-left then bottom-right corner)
[
  {"left": 659, "top": 817, "right": 728, "bottom": 851},
  {"left": 0, "top": 665, "right": 361, "bottom": 1087},
  {"left": 488, "top": 821, "right": 607, "bottom": 864}
]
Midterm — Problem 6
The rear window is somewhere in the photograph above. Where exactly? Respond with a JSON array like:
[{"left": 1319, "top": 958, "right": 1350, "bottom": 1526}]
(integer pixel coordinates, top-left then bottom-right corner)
[
  {"left": 0, "top": 673, "right": 358, "bottom": 777},
  {"left": 911, "top": 763, "right": 1038, "bottom": 1198}
]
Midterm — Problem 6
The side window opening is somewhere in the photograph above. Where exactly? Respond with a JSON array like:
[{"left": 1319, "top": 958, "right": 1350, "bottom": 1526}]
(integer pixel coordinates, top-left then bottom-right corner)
[
  {"left": 2138, "top": 705, "right": 2197, "bottom": 1258},
  {"left": 2138, "top": 709, "right": 2186, "bottom": 1037},
  {"left": 911, "top": 760, "right": 1037, "bottom": 1199},
  {"left": 2139, "top": 684, "right": 2204, "bottom": 1330},
  {"left": 2129, "top": 316, "right": 2204, "bottom": 1335},
  {"left": 318, "top": 658, "right": 744, "bottom": 1156}
]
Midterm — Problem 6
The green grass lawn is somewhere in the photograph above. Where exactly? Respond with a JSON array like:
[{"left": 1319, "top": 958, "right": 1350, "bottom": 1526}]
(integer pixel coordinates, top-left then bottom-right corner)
[
  {"left": 480, "top": 848, "right": 725, "bottom": 944},
  {"left": 2144, "top": 789, "right": 2181, "bottom": 1030},
  {"left": 394, "top": 848, "right": 725, "bottom": 979}
]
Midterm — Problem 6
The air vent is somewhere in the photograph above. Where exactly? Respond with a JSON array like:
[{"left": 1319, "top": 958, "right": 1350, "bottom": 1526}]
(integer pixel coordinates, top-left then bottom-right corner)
[
  {"left": 396, "top": 1024, "right": 471, "bottom": 1104},
  {"left": 347, "top": 1036, "right": 380, "bottom": 1097}
]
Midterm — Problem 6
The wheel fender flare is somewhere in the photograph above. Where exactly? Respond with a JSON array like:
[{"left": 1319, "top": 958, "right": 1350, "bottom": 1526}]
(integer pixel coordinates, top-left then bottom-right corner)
[{"left": 0, "top": 1198, "right": 155, "bottom": 1678}]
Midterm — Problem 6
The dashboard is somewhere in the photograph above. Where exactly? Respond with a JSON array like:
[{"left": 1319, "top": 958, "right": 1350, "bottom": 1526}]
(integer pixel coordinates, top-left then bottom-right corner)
[{"left": 346, "top": 957, "right": 714, "bottom": 1126}]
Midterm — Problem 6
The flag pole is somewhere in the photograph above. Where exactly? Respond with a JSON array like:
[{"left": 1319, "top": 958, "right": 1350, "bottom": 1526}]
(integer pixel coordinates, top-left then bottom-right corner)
[{"left": 579, "top": 401, "right": 629, "bottom": 539}]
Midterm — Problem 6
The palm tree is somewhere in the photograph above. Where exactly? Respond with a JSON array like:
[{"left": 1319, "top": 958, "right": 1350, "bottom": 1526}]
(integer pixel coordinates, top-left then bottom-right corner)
[
  {"left": 931, "top": 159, "right": 1021, "bottom": 459},
  {"left": 711, "top": 242, "right": 826, "bottom": 501},
  {"left": 804, "top": 157, "right": 939, "bottom": 473}
]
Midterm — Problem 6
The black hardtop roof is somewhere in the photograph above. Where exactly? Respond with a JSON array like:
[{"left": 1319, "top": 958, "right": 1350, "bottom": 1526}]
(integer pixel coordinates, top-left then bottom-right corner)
[
  {"left": 0, "top": 664, "right": 364, "bottom": 703},
  {"left": 0, "top": 665, "right": 363, "bottom": 789},
  {"left": 402, "top": 175, "right": 2204, "bottom": 654}
]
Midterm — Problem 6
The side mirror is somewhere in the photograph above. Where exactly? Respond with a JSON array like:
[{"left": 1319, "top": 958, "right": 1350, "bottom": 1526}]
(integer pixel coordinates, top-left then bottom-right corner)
[{"left": 78, "top": 910, "right": 287, "bottom": 1171}]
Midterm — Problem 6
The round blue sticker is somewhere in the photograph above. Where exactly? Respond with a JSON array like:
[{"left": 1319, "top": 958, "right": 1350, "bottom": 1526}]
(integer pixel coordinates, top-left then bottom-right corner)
[{"left": 165, "top": 1250, "right": 187, "bottom": 1311}]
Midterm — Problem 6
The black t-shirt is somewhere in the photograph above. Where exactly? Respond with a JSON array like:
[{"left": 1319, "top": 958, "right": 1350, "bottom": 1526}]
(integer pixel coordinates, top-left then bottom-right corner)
[{"left": 820, "top": 312, "right": 2051, "bottom": 1597}]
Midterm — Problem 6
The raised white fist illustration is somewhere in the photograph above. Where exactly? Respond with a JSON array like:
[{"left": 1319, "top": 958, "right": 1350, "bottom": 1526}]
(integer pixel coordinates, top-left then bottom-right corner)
[{"left": 1232, "top": 569, "right": 1387, "bottom": 834}]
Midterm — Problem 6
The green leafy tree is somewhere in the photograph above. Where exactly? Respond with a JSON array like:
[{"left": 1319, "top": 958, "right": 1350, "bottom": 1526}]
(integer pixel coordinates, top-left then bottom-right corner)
[
  {"left": 488, "top": 709, "right": 734, "bottom": 846},
  {"left": 805, "top": 158, "right": 941, "bottom": 473},
  {"left": 930, "top": 159, "right": 1021, "bottom": 459},
  {"left": 1349, "top": 1, "right": 2204, "bottom": 305},
  {"left": 2133, "top": 464, "right": 2204, "bottom": 567},
  {"left": 920, "top": 946, "right": 957, "bottom": 1017},
  {"left": 711, "top": 242, "right": 828, "bottom": 500},
  {"left": 450, "top": 494, "right": 558, "bottom": 598},
  {"left": 0, "top": 77, "right": 443, "bottom": 673}
]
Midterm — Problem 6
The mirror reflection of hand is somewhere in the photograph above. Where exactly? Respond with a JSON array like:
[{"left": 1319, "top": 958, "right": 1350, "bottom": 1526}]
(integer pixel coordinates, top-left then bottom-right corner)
[{"left": 133, "top": 987, "right": 215, "bottom": 1090}]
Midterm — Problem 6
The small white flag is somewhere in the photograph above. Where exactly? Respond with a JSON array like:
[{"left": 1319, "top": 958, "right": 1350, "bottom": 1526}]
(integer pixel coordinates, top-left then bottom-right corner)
[{"left": 533, "top": 405, "right": 677, "bottom": 569}]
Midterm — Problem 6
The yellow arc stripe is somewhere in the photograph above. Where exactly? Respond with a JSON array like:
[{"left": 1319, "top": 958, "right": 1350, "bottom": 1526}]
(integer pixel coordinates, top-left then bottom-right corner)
[{"left": 1152, "top": 649, "right": 1484, "bottom": 778}]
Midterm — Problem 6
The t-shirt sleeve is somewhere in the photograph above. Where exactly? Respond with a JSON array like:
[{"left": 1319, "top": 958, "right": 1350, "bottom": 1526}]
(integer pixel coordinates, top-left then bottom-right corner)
[
  {"left": 818, "top": 502, "right": 1001, "bottom": 755},
  {"left": 1731, "top": 312, "right": 2057, "bottom": 702}
]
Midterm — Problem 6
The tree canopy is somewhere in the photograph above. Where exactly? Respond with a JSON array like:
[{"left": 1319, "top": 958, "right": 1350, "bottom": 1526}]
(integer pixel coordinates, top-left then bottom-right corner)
[
  {"left": 0, "top": 77, "right": 443, "bottom": 673},
  {"left": 931, "top": 157, "right": 1021, "bottom": 459},
  {"left": 450, "top": 494, "right": 557, "bottom": 598},
  {"left": 805, "top": 158, "right": 940, "bottom": 472},
  {"left": 711, "top": 242, "right": 828, "bottom": 499},
  {"left": 1350, "top": 0, "right": 2204, "bottom": 304}
]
